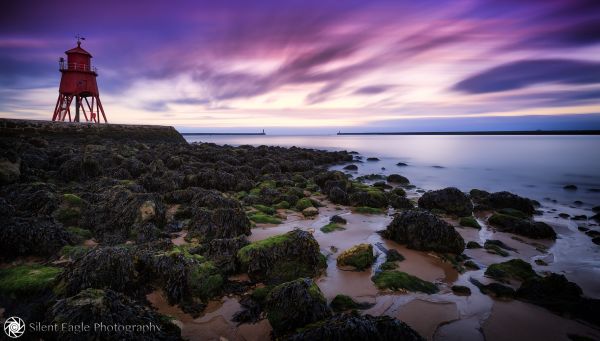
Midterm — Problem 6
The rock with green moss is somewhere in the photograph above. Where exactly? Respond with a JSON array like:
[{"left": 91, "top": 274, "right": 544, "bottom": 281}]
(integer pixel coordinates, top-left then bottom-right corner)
[
  {"left": 81, "top": 186, "right": 168, "bottom": 243},
  {"left": 202, "top": 236, "right": 249, "bottom": 274},
  {"left": 249, "top": 212, "right": 282, "bottom": 224},
  {"left": 353, "top": 206, "right": 385, "bottom": 214},
  {"left": 349, "top": 190, "right": 389, "bottom": 208},
  {"left": 0, "top": 264, "right": 62, "bottom": 297},
  {"left": 371, "top": 270, "right": 438, "bottom": 294},
  {"left": 485, "top": 259, "right": 537, "bottom": 282},
  {"left": 265, "top": 278, "right": 332, "bottom": 336},
  {"left": 464, "top": 260, "right": 480, "bottom": 270},
  {"left": 337, "top": 244, "right": 375, "bottom": 271},
  {"left": 60, "top": 245, "right": 91, "bottom": 260},
  {"left": 488, "top": 214, "right": 556, "bottom": 239},
  {"left": 274, "top": 201, "right": 290, "bottom": 209},
  {"left": 237, "top": 229, "right": 324, "bottom": 284},
  {"left": 516, "top": 273, "right": 600, "bottom": 326},
  {"left": 380, "top": 261, "right": 399, "bottom": 270},
  {"left": 302, "top": 206, "right": 319, "bottom": 217},
  {"left": 58, "top": 246, "right": 141, "bottom": 297},
  {"left": 321, "top": 222, "right": 346, "bottom": 233},
  {"left": 47, "top": 288, "right": 182, "bottom": 341},
  {"left": 469, "top": 278, "right": 515, "bottom": 300},
  {"left": 253, "top": 204, "right": 276, "bottom": 215},
  {"left": 66, "top": 226, "right": 93, "bottom": 242},
  {"left": 451, "top": 285, "right": 471, "bottom": 296},
  {"left": 484, "top": 244, "right": 509, "bottom": 257},
  {"left": 466, "top": 241, "right": 482, "bottom": 249},
  {"left": 459, "top": 216, "right": 481, "bottom": 229},
  {"left": 382, "top": 209, "right": 465, "bottom": 254},
  {"left": 330, "top": 294, "right": 373, "bottom": 312},
  {"left": 498, "top": 208, "right": 529, "bottom": 219},
  {"left": 296, "top": 198, "right": 314, "bottom": 211},
  {"left": 418, "top": 187, "right": 473, "bottom": 216},
  {"left": 387, "top": 174, "right": 410, "bottom": 185},
  {"left": 0, "top": 216, "right": 72, "bottom": 259},
  {"left": 475, "top": 191, "right": 537, "bottom": 215},
  {"left": 285, "top": 312, "right": 425, "bottom": 341}
]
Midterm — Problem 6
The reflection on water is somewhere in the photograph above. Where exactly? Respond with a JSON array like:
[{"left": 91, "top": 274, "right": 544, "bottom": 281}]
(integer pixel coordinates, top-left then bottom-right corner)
[{"left": 185, "top": 135, "right": 600, "bottom": 205}]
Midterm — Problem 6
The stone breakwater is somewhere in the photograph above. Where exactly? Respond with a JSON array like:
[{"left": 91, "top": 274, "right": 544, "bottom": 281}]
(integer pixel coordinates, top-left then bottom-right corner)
[{"left": 0, "top": 118, "right": 186, "bottom": 144}]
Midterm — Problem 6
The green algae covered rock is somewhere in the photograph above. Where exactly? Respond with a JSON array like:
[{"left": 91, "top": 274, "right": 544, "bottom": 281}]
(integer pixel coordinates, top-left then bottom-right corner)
[{"left": 336, "top": 244, "right": 375, "bottom": 271}]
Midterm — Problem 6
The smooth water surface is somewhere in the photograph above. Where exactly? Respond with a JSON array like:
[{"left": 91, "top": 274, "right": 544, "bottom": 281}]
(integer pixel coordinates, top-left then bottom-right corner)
[{"left": 185, "top": 134, "right": 600, "bottom": 206}]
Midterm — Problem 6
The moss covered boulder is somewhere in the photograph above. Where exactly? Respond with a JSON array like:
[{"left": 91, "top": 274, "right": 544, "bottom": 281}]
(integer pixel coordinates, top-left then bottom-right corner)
[
  {"left": 237, "top": 229, "right": 324, "bottom": 284},
  {"left": 336, "top": 244, "right": 375, "bottom": 271},
  {"left": 516, "top": 273, "right": 600, "bottom": 327},
  {"left": 488, "top": 214, "right": 556, "bottom": 239},
  {"left": 58, "top": 246, "right": 141, "bottom": 297},
  {"left": 472, "top": 190, "right": 537, "bottom": 215},
  {"left": 47, "top": 288, "right": 182, "bottom": 340},
  {"left": 0, "top": 216, "right": 72, "bottom": 259},
  {"left": 0, "top": 264, "right": 62, "bottom": 297},
  {"left": 371, "top": 270, "right": 438, "bottom": 294},
  {"left": 418, "top": 187, "right": 473, "bottom": 216},
  {"left": 265, "top": 278, "right": 332, "bottom": 336},
  {"left": 485, "top": 259, "right": 537, "bottom": 282},
  {"left": 459, "top": 216, "right": 481, "bottom": 229},
  {"left": 382, "top": 209, "right": 465, "bottom": 254},
  {"left": 285, "top": 312, "right": 425, "bottom": 341},
  {"left": 387, "top": 174, "right": 410, "bottom": 184},
  {"left": 349, "top": 190, "right": 389, "bottom": 208},
  {"left": 330, "top": 294, "right": 373, "bottom": 312}
]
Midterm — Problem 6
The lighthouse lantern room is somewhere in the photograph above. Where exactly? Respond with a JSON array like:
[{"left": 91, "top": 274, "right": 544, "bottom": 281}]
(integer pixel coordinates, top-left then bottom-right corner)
[{"left": 52, "top": 36, "right": 107, "bottom": 123}]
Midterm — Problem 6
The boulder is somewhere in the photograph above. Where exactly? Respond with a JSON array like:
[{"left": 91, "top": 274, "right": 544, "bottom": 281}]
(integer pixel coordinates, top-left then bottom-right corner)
[
  {"left": 0, "top": 217, "right": 72, "bottom": 259},
  {"left": 485, "top": 259, "right": 537, "bottom": 282},
  {"left": 349, "top": 190, "right": 388, "bottom": 208},
  {"left": 382, "top": 209, "right": 465, "bottom": 254},
  {"left": 237, "top": 229, "right": 324, "bottom": 284},
  {"left": 330, "top": 215, "right": 347, "bottom": 224},
  {"left": 302, "top": 206, "right": 319, "bottom": 217},
  {"left": 265, "top": 278, "right": 331, "bottom": 336},
  {"left": 387, "top": 174, "right": 409, "bottom": 185},
  {"left": 0, "top": 157, "right": 20, "bottom": 185},
  {"left": 517, "top": 273, "right": 600, "bottom": 326},
  {"left": 328, "top": 186, "right": 349, "bottom": 205},
  {"left": 336, "top": 244, "right": 375, "bottom": 271},
  {"left": 476, "top": 191, "right": 536, "bottom": 215},
  {"left": 202, "top": 236, "right": 249, "bottom": 274},
  {"left": 58, "top": 246, "right": 140, "bottom": 297},
  {"left": 343, "top": 164, "right": 358, "bottom": 171},
  {"left": 188, "top": 207, "right": 250, "bottom": 242},
  {"left": 417, "top": 187, "right": 473, "bottom": 216},
  {"left": 285, "top": 312, "right": 425, "bottom": 341},
  {"left": 82, "top": 187, "right": 167, "bottom": 243},
  {"left": 488, "top": 214, "right": 556, "bottom": 239},
  {"left": 387, "top": 193, "right": 414, "bottom": 210},
  {"left": 46, "top": 289, "right": 182, "bottom": 341}
]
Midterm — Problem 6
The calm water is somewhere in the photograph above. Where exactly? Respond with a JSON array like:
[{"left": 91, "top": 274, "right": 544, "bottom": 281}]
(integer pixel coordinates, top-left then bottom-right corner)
[{"left": 185, "top": 135, "right": 600, "bottom": 206}]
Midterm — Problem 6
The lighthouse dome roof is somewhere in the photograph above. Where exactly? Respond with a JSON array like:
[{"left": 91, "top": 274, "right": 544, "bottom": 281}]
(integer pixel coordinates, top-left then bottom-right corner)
[{"left": 65, "top": 43, "right": 92, "bottom": 57}]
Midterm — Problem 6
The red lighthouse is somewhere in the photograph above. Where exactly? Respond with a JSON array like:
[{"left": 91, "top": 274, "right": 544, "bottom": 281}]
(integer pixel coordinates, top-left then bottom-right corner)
[{"left": 52, "top": 36, "right": 107, "bottom": 123}]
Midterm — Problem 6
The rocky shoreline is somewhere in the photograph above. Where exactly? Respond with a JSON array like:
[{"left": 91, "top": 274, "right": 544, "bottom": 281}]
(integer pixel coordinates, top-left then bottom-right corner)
[{"left": 1, "top": 119, "right": 599, "bottom": 340}]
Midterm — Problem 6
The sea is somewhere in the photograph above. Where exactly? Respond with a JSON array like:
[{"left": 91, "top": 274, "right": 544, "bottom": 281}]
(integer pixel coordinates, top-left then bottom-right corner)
[{"left": 184, "top": 134, "right": 600, "bottom": 207}]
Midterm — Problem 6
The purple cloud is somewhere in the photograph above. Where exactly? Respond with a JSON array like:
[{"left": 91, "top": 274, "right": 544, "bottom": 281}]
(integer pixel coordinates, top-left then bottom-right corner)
[{"left": 454, "top": 59, "right": 600, "bottom": 94}]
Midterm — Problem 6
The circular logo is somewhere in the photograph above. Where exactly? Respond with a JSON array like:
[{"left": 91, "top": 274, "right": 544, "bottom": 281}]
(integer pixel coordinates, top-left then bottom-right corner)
[{"left": 4, "top": 317, "right": 25, "bottom": 338}]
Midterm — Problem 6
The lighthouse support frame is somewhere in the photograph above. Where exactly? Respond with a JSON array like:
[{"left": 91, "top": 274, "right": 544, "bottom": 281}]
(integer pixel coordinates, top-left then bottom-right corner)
[{"left": 52, "top": 93, "right": 107, "bottom": 123}]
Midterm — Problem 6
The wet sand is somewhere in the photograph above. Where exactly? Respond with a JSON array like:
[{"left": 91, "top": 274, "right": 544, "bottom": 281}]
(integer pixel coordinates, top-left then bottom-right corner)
[
  {"left": 483, "top": 300, "right": 600, "bottom": 341},
  {"left": 147, "top": 291, "right": 272, "bottom": 341}
]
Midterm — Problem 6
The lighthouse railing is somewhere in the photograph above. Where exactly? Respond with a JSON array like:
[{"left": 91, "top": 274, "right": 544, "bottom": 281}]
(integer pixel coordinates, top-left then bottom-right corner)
[{"left": 59, "top": 62, "right": 98, "bottom": 73}]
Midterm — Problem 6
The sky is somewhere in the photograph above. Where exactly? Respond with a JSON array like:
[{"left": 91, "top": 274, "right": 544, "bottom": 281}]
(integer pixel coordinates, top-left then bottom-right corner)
[{"left": 1, "top": 0, "right": 600, "bottom": 133}]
